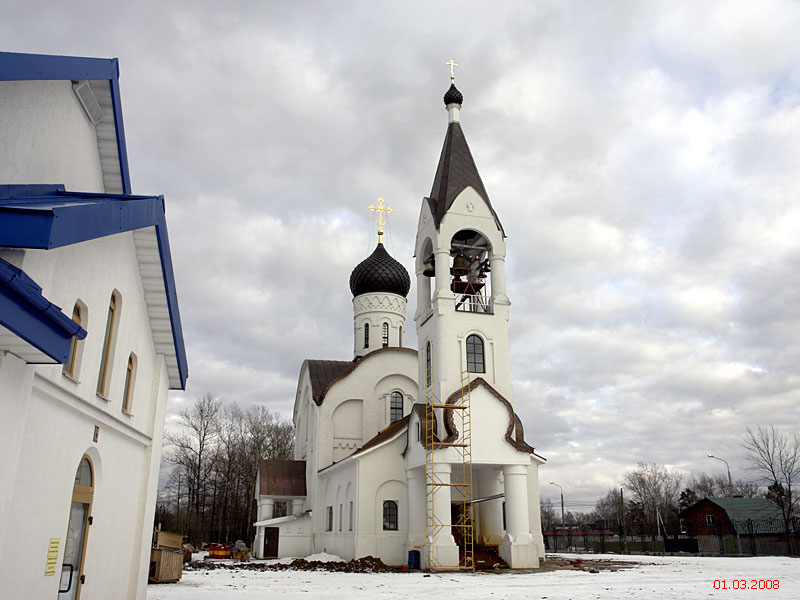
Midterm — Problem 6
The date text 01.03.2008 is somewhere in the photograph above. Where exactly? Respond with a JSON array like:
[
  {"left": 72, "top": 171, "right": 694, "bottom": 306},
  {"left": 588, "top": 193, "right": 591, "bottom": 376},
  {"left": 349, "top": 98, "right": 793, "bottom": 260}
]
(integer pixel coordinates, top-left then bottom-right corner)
[{"left": 713, "top": 580, "right": 779, "bottom": 590}]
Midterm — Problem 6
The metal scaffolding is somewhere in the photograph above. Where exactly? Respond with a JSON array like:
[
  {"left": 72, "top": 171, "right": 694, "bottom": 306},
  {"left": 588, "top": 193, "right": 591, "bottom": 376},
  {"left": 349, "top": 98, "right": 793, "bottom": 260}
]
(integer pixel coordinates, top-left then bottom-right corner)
[{"left": 425, "top": 368, "right": 474, "bottom": 570}]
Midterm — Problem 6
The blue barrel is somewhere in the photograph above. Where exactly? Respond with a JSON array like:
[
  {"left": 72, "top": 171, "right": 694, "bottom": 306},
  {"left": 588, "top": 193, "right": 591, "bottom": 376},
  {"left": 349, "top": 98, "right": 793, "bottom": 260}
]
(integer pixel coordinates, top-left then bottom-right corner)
[{"left": 408, "top": 550, "right": 420, "bottom": 570}]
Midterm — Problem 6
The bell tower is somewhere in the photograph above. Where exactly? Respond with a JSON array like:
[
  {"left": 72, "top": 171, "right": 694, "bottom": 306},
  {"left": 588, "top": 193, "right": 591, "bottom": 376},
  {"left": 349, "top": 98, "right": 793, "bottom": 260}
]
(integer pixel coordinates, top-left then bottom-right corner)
[
  {"left": 414, "top": 79, "right": 512, "bottom": 407},
  {"left": 410, "top": 69, "right": 543, "bottom": 572}
]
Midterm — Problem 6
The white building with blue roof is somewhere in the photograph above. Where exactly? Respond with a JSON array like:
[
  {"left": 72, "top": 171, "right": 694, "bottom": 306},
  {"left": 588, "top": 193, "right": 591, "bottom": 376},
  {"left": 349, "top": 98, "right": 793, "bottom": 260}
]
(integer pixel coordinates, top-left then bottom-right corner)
[{"left": 0, "top": 51, "right": 187, "bottom": 600}]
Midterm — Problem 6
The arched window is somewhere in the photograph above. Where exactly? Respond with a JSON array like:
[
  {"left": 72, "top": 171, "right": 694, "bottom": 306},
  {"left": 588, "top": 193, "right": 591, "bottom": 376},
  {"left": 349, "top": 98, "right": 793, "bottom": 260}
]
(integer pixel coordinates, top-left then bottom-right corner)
[
  {"left": 425, "top": 342, "right": 432, "bottom": 387},
  {"left": 466, "top": 334, "right": 485, "bottom": 373},
  {"left": 97, "top": 292, "right": 119, "bottom": 396},
  {"left": 363, "top": 323, "right": 369, "bottom": 349},
  {"left": 383, "top": 500, "right": 398, "bottom": 531},
  {"left": 63, "top": 302, "right": 83, "bottom": 377},
  {"left": 382, "top": 322, "right": 389, "bottom": 348},
  {"left": 399, "top": 326, "right": 403, "bottom": 347},
  {"left": 390, "top": 391, "right": 403, "bottom": 423},
  {"left": 122, "top": 353, "right": 136, "bottom": 414}
]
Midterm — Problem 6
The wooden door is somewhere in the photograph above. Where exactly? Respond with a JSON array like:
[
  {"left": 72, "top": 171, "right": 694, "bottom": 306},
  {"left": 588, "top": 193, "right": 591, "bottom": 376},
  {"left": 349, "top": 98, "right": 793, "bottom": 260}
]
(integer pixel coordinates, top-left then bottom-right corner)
[{"left": 263, "top": 527, "right": 279, "bottom": 558}]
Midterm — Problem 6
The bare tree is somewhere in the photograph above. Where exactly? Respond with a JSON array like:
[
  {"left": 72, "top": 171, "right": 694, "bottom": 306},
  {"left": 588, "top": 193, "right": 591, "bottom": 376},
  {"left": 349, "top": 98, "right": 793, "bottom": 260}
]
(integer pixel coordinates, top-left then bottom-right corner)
[
  {"left": 594, "top": 488, "right": 625, "bottom": 532},
  {"left": 159, "top": 395, "right": 295, "bottom": 546},
  {"left": 623, "top": 462, "right": 683, "bottom": 536},
  {"left": 684, "top": 472, "right": 759, "bottom": 500},
  {"left": 743, "top": 426, "right": 799, "bottom": 548},
  {"left": 540, "top": 498, "right": 557, "bottom": 532},
  {"left": 242, "top": 405, "right": 294, "bottom": 538},
  {"left": 164, "top": 394, "right": 222, "bottom": 543}
]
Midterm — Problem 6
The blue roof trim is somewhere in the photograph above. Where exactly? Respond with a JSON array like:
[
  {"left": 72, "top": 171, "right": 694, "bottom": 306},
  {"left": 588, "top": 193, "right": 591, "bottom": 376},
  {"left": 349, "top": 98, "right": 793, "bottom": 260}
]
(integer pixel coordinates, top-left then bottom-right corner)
[
  {"left": 0, "top": 186, "right": 188, "bottom": 388},
  {"left": 0, "top": 257, "right": 87, "bottom": 363},
  {"left": 0, "top": 52, "right": 132, "bottom": 194}
]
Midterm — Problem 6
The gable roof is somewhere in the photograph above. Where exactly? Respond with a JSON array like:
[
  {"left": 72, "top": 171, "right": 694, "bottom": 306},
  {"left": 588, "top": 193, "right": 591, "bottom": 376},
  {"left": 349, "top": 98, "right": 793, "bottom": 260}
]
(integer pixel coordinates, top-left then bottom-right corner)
[
  {"left": 0, "top": 51, "right": 187, "bottom": 389},
  {"left": 304, "top": 347, "right": 418, "bottom": 406},
  {"left": 442, "top": 376, "right": 539, "bottom": 456},
  {"left": 305, "top": 360, "right": 354, "bottom": 404},
  {"left": 0, "top": 185, "right": 187, "bottom": 389},
  {"left": 706, "top": 497, "right": 784, "bottom": 523},
  {"left": 0, "top": 51, "right": 131, "bottom": 195},
  {"left": 426, "top": 121, "right": 504, "bottom": 235}
]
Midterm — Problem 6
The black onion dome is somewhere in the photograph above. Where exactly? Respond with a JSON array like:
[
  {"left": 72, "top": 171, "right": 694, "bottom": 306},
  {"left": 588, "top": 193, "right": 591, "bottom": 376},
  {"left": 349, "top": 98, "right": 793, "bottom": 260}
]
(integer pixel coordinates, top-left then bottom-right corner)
[
  {"left": 349, "top": 243, "right": 411, "bottom": 298},
  {"left": 443, "top": 83, "right": 463, "bottom": 106}
]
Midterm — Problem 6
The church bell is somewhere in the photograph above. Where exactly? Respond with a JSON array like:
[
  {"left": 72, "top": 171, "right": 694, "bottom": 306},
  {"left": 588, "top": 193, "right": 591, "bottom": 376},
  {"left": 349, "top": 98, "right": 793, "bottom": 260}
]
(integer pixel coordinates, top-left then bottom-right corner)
[
  {"left": 422, "top": 254, "right": 436, "bottom": 277},
  {"left": 450, "top": 252, "right": 470, "bottom": 277}
]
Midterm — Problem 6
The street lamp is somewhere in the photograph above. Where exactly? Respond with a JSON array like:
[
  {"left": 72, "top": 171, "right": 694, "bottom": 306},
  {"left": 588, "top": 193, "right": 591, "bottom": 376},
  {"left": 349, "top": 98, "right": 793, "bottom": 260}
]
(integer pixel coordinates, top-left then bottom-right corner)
[
  {"left": 707, "top": 453, "right": 741, "bottom": 554},
  {"left": 550, "top": 482, "right": 565, "bottom": 552},
  {"left": 707, "top": 454, "right": 733, "bottom": 493}
]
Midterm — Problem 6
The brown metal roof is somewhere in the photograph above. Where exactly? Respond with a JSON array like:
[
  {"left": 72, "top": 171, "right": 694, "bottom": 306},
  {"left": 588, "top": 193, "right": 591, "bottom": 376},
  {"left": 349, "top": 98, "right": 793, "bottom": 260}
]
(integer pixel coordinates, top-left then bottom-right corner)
[
  {"left": 353, "top": 414, "right": 411, "bottom": 456},
  {"left": 304, "top": 348, "right": 418, "bottom": 406},
  {"left": 258, "top": 460, "right": 307, "bottom": 497},
  {"left": 305, "top": 360, "right": 353, "bottom": 405},
  {"left": 427, "top": 121, "right": 504, "bottom": 235}
]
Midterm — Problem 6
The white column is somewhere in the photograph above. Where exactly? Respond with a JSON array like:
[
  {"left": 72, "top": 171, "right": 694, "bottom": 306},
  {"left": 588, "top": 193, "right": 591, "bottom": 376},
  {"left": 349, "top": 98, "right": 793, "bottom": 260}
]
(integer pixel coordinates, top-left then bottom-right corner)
[
  {"left": 292, "top": 498, "right": 305, "bottom": 515},
  {"left": 477, "top": 469, "right": 504, "bottom": 546},
  {"left": 428, "top": 463, "right": 459, "bottom": 567},
  {"left": 490, "top": 254, "right": 507, "bottom": 302},
  {"left": 407, "top": 468, "right": 426, "bottom": 548},
  {"left": 258, "top": 498, "right": 275, "bottom": 522},
  {"left": 503, "top": 465, "right": 530, "bottom": 539},
  {"left": 499, "top": 465, "right": 539, "bottom": 568},
  {"left": 433, "top": 249, "right": 451, "bottom": 299}
]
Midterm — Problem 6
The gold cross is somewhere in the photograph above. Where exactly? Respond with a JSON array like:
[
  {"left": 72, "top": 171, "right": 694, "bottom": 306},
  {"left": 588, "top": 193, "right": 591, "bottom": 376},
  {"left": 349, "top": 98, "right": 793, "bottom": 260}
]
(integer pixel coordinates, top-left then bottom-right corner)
[
  {"left": 445, "top": 59, "right": 458, "bottom": 83},
  {"left": 369, "top": 197, "right": 392, "bottom": 244}
]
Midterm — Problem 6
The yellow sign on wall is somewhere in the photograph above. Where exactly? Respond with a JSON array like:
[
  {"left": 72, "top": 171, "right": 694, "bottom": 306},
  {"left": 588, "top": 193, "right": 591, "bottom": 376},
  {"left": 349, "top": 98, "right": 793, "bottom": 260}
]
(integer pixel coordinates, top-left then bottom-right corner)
[{"left": 44, "top": 538, "right": 60, "bottom": 576}]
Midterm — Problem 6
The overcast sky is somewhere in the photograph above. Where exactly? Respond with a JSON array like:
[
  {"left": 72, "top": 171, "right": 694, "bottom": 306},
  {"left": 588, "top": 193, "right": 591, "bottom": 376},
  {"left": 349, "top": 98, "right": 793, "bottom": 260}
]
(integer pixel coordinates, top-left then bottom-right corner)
[{"left": 4, "top": 1, "right": 799, "bottom": 510}]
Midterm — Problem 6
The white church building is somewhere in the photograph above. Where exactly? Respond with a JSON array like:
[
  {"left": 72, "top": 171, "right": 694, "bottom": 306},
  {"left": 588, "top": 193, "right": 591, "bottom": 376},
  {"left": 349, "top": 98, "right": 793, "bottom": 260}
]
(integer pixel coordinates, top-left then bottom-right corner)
[
  {"left": 254, "top": 79, "right": 545, "bottom": 569},
  {"left": 0, "top": 52, "right": 187, "bottom": 600}
]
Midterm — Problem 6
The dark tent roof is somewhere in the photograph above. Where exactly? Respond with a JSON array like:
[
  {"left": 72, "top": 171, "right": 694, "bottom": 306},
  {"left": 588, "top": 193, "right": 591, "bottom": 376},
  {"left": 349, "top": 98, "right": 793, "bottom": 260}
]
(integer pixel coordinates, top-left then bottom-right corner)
[{"left": 426, "top": 121, "right": 504, "bottom": 235}]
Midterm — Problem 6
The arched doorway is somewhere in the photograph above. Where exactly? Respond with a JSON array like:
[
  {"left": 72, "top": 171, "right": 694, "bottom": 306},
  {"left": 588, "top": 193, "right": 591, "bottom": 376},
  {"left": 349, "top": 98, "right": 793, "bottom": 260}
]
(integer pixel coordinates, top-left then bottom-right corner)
[{"left": 59, "top": 456, "right": 93, "bottom": 599}]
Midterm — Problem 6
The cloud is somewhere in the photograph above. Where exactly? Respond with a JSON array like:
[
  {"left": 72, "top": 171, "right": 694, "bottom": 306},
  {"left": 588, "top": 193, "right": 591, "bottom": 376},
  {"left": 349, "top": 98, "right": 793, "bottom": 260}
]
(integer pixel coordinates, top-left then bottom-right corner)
[{"left": 5, "top": 0, "right": 800, "bottom": 506}]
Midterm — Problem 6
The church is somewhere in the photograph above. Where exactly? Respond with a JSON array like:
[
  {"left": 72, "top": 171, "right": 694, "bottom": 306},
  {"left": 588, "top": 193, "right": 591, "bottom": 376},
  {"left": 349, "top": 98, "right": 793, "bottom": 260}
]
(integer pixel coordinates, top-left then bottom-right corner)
[
  {"left": 253, "top": 74, "right": 545, "bottom": 569},
  {"left": 0, "top": 52, "right": 187, "bottom": 599}
]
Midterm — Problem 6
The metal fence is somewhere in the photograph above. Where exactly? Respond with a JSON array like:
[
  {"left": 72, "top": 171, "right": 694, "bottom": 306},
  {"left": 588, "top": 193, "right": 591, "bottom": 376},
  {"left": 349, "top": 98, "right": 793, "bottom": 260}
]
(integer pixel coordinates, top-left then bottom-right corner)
[{"left": 543, "top": 518, "right": 799, "bottom": 557}]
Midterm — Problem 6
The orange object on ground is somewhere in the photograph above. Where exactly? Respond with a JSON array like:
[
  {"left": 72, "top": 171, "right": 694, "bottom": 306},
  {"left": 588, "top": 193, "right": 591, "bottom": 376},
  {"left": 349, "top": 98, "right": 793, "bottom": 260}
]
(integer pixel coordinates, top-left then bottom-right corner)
[{"left": 208, "top": 545, "right": 230, "bottom": 559}]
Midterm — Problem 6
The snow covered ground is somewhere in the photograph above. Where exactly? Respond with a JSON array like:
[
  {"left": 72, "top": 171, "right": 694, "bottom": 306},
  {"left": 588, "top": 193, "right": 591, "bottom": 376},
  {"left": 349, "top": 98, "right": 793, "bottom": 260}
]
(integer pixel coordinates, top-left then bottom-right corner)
[{"left": 147, "top": 553, "right": 799, "bottom": 599}]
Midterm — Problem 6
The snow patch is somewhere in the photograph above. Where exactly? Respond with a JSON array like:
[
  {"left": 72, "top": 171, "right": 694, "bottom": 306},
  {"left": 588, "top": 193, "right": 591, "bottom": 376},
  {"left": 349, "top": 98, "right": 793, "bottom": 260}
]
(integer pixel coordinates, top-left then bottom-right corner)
[{"left": 304, "top": 552, "right": 345, "bottom": 563}]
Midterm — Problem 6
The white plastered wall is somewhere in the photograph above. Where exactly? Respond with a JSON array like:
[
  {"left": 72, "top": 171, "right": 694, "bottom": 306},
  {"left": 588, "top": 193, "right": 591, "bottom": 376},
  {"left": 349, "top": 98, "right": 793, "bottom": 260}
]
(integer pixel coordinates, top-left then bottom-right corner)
[
  {"left": 353, "top": 293, "right": 407, "bottom": 358},
  {"left": 0, "top": 80, "right": 105, "bottom": 191},
  {"left": 316, "top": 461, "right": 357, "bottom": 558},
  {"left": 354, "top": 434, "right": 409, "bottom": 565},
  {"left": 311, "top": 351, "right": 417, "bottom": 473},
  {"left": 0, "top": 79, "right": 175, "bottom": 599}
]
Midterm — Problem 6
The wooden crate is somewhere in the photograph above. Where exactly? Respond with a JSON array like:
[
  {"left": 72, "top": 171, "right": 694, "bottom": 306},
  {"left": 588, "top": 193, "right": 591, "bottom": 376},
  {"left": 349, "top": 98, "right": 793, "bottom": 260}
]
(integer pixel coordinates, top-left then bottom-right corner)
[
  {"left": 156, "top": 531, "right": 184, "bottom": 550},
  {"left": 149, "top": 548, "right": 183, "bottom": 583}
]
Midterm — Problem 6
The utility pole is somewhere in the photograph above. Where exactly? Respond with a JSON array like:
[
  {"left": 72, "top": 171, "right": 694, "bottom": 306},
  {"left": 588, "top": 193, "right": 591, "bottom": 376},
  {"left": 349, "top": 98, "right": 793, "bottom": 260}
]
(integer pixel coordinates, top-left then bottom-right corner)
[
  {"left": 550, "top": 482, "right": 565, "bottom": 552},
  {"left": 620, "top": 487, "right": 627, "bottom": 554}
]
